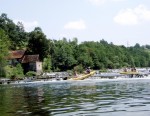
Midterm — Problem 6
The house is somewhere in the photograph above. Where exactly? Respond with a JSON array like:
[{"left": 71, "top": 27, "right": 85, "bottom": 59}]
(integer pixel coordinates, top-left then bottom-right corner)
[
  {"left": 8, "top": 50, "right": 25, "bottom": 66},
  {"left": 21, "top": 55, "right": 42, "bottom": 75},
  {"left": 8, "top": 50, "right": 43, "bottom": 75}
]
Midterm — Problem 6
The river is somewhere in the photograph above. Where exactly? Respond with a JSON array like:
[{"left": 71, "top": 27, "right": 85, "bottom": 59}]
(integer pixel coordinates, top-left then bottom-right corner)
[{"left": 0, "top": 79, "right": 150, "bottom": 116}]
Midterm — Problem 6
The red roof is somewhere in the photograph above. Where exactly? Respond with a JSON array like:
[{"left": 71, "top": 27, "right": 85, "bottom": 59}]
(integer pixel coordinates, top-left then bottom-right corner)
[
  {"left": 21, "top": 55, "right": 39, "bottom": 63},
  {"left": 8, "top": 50, "right": 25, "bottom": 59}
]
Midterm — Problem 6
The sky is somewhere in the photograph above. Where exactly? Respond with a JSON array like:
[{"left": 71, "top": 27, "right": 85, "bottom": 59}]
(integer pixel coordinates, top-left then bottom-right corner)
[{"left": 1, "top": 0, "right": 150, "bottom": 46}]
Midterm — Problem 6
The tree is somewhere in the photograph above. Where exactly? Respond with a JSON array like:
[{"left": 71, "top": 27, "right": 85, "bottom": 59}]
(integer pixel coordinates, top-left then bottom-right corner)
[
  {"left": 43, "top": 55, "right": 52, "bottom": 72},
  {"left": 27, "top": 27, "right": 49, "bottom": 61},
  {"left": 0, "top": 13, "right": 28, "bottom": 50},
  {"left": 100, "top": 39, "right": 108, "bottom": 45},
  {"left": 134, "top": 43, "right": 140, "bottom": 48},
  {"left": 51, "top": 39, "right": 77, "bottom": 71},
  {"left": 77, "top": 44, "right": 94, "bottom": 68},
  {"left": 0, "top": 29, "right": 10, "bottom": 77},
  {"left": 15, "top": 21, "right": 29, "bottom": 49}
]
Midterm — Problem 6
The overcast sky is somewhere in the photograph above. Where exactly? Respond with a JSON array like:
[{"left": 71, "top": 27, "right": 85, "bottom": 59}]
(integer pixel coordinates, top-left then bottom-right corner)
[{"left": 1, "top": 0, "right": 150, "bottom": 46}]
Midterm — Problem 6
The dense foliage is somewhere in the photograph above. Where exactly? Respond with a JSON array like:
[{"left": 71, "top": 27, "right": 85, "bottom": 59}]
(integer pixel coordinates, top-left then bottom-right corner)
[
  {"left": 0, "top": 29, "right": 10, "bottom": 77},
  {"left": 4, "top": 64, "right": 24, "bottom": 79},
  {"left": 1, "top": 13, "right": 150, "bottom": 76}
]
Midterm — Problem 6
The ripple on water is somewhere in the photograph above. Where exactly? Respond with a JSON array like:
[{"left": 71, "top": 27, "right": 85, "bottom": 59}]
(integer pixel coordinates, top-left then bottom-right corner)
[{"left": 1, "top": 79, "right": 150, "bottom": 116}]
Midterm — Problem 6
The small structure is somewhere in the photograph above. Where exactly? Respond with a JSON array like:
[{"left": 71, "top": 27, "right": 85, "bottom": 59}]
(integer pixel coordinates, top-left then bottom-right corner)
[
  {"left": 7, "top": 50, "right": 25, "bottom": 66},
  {"left": 8, "top": 50, "right": 42, "bottom": 75},
  {"left": 21, "top": 55, "right": 42, "bottom": 75}
]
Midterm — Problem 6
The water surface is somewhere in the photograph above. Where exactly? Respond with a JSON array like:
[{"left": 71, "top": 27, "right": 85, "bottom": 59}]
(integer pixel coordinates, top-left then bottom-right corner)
[{"left": 0, "top": 79, "right": 150, "bottom": 116}]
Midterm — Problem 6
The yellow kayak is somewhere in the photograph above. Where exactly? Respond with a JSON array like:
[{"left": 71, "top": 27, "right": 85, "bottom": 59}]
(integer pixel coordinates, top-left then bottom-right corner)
[
  {"left": 120, "top": 71, "right": 139, "bottom": 75},
  {"left": 69, "top": 71, "right": 95, "bottom": 80}
]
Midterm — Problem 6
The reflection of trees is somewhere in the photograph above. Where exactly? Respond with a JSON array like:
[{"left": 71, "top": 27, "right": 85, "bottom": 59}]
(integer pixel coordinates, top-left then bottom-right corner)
[
  {"left": 21, "top": 86, "right": 50, "bottom": 116},
  {"left": 42, "top": 83, "right": 98, "bottom": 114},
  {"left": 0, "top": 85, "right": 51, "bottom": 116},
  {"left": 1, "top": 82, "right": 141, "bottom": 116},
  {"left": 0, "top": 85, "right": 25, "bottom": 116}
]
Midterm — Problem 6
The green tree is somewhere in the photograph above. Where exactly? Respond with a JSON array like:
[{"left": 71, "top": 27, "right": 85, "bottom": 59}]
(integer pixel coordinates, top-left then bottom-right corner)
[
  {"left": 0, "top": 29, "right": 10, "bottom": 77},
  {"left": 15, "top": 64, "right": 24, "bottom": 78},
  {"left": 27, "top": 27, "right": 49, "bottom": 61},
  {"left": 77, "top": 44, "right": 94, "bottom": 68},
  {"left": 0, "top": 13, "right": 28, "bottom": 50},
  {"left": 43, "top": 55, "right": 52, "bottom": 72},
  {"left": 5, "top": 64, "right": 24, "bottom": 79},
  {"left": 51, "top": 39, "right": 77, "bottom": 71}
]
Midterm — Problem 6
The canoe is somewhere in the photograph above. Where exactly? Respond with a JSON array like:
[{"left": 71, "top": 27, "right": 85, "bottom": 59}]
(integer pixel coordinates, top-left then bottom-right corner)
[
  {"left": 69, "top": 71, "right": 95, "bottom": 80},
  {"left": 120, "top": 71, "right": 139, "bottom": 75}
]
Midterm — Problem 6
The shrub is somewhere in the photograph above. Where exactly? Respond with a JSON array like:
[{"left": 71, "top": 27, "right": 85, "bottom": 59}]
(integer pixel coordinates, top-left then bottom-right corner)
[
  {"left": 0, "top": 67, "right": 6, "bottom": 77},
  {"left": 25, "top": 71, "right": 36, "bottom": 77},
  {"left": 67, "top": 70, "right": 73, "bottom": 76},
  {"left": 99, "top": 69, "right": 107, "bottom": 72},
  {"left": 4, "top": 64, "right": 24, "bottom": 79},
  {"left": 73, "top": 65, "right": 84, "bottom": 73},
  {"left": 15, "top": 64, "right": 24, "bottom": 78},
  {"left": 43, "top": 55, "right": 52, "bottom": 72},
  {"left": 4, "top": 65, "right": 14, "bottom": 78}
]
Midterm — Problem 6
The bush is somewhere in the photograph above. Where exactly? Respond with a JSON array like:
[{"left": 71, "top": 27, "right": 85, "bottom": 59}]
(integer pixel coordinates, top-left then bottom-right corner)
[
  {"left": 4, "top": 64, "right": 24, "bottom": 79},
  {"left": 73, "top": 65, "right": 84, "bottom": 73},
  {"left": 0, "top": 67, "right": 6, "bottom": 77},
  {"left": 4, "top": 65, "right": 13, "bottom": 78},
  {"left": 67, "top": 70, "right": 73, "bottom": 76},
  {"left": 99, "top": 69, "right": 107, "bottom": 72},
  {"left": 25, "top": 71, "right": 36, "bottom": 77},
  {"left": 15, "top": 64, "right": 24, "bottom": 78},
  {"left": 43, "top": 55, "right": 52, "bottom": 72}
]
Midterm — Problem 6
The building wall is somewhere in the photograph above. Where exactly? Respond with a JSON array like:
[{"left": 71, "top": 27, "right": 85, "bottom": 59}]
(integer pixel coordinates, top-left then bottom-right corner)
[
  {"left": 22, "top": 62, "right": 42, "bottom": 75},
  {"left": 29, "top": 62, "right": 36, "bottom": 71},
  {"left": 36, "top": 61, "right": 43, "bottom": 75}
]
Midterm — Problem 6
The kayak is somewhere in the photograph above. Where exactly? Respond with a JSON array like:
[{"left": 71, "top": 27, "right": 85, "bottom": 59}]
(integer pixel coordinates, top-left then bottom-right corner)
[{"left": 69, "top": 71, "right": 95, "bottom": 80}]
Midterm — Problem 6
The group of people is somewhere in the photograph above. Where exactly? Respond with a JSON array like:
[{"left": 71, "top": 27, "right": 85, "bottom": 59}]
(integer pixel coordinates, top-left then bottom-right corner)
[
  {"left": 74, "top": 67, "right": 91, "bottom": 78},
  {"left": 123, "top": 67, "right": 137, "bottom": 72}
]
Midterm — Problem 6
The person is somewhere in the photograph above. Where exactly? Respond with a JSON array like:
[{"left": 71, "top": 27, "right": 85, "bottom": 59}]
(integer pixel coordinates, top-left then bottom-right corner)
[
  {"left": 86, "top": 67, "right": 91, "bottom": 74},
  {"left": 74, "top": 70, "right": 78, "bottom": 78},
  {"left": 123, "top": 68, "right": 127, "bottom": 72},
  {"left": 131, "top": 67, "right": 136, "bottom": 72},
  {"left": 133, "top": 67, "right": 136, "bottom": 72}
]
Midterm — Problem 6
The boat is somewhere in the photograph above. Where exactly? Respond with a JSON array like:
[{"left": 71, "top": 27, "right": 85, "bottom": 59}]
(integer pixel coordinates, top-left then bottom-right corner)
[
  {"left": 120, "top": 71, "right": 139, "bottom": 75},
  {"left": 69, "top": 71, "right": 96, "bottom": 80}
]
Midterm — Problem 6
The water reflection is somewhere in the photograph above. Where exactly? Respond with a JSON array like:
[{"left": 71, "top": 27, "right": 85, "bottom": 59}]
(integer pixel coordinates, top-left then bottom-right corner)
[{"left": 0, "top": 80, "right": 150, "bottom": 116}]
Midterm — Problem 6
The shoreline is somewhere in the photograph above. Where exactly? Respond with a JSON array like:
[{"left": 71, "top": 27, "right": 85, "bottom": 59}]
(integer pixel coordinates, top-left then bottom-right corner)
[{"left": 1, "top": 76, "right": 150, "bottom": 85}]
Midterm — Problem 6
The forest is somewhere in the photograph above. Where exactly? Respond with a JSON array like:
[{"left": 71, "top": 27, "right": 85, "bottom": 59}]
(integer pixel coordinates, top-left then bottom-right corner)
[{"left": 1, "top": 13, "right": 150, "bottom": 78}]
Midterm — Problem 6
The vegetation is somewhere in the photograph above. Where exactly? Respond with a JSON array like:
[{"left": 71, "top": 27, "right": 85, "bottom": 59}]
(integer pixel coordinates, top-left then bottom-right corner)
[
  {"left": 27, "top": 27, "right": 49, "bottom": 60},
  {"left": 1, "top": 13, "right": 150, "bottom": 78},
  {"left": 0, "top": 29, "right": 10, "bottom": 77},
  {"left": 25, "top": 71, "right": 36, "bottom": 77},
  {"left": 4, "top": 64, "right": 24, "bottom": 79},
  {"left": 43, "top": 55, "right": 52, "bottom": 72}
]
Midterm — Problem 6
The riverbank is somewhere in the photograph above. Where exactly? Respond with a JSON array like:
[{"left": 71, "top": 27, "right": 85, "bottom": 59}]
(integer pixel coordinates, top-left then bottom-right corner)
[
  {"left": 1, "top": 68, "right": 150, "bottom": 85},
  {"left": 1, "top": 75, "right": 150, "bottom": 85}
]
